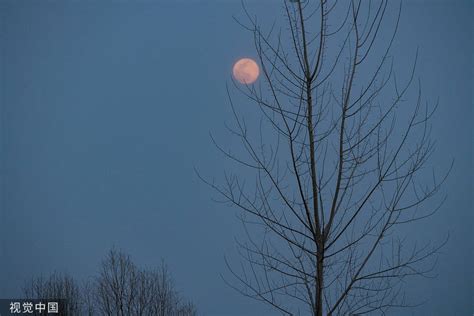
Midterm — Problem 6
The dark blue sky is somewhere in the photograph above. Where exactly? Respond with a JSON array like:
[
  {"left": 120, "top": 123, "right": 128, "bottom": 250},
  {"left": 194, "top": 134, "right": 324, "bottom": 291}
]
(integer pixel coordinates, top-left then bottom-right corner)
[{"left": 1, "top": 1, "right": 472, "bottom": 315}]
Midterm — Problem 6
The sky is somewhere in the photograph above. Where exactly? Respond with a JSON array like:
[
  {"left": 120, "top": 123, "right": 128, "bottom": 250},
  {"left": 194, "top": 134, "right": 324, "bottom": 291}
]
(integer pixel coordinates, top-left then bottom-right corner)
[{"left": 0, "top": 1, "right": 472, "bottom": 315}]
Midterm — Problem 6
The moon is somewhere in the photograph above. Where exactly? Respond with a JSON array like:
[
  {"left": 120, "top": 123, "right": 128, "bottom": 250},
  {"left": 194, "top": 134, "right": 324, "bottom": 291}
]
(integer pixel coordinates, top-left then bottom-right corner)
[{"left": 233, "top": 58, "right": 260, "bottom": 84}]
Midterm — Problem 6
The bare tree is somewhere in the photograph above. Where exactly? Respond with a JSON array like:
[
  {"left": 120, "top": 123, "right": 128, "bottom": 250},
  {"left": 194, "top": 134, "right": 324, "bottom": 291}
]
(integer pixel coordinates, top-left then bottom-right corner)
[
  {"left": 23, "top": 272, "right": 82, "bottom": 315},
  {"left": 148, "top": 264, "right": 197, "bottom": 316},
  {"left": 96, "top": 248, "right": 197, "bottom": 316},
  {"left": 23, "top": 249, "right": 197, "bottom": 316},
  {"left": 95, "top": 249, "right": 140, "bottom": 316},
  {"left": 202, "top": 0, "right": 450, "bottom": 315},
  {"left": 82, "top": 279, "right": 97, "bottom": 316}
]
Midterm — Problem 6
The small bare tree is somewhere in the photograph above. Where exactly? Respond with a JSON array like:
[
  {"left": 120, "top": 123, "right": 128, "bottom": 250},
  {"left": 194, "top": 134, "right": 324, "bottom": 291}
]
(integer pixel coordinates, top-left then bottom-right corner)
[
  {"left": 95, "top": 249, "right": 140, "bottom": 316},
  {"left": 23, "top": 249, "right": 197, "bottom": 316},
  {"left": 82, "top": 279, "right": 96, "bottom": 316},
  {"left": 23, "top": 272, "right": 82, "bottom": 315},
  {"left": 96, "top": 248, "right": 196, "bottom": 316},
  {"left": 203, "top": 0, "right": 450, "bottom": 315}
]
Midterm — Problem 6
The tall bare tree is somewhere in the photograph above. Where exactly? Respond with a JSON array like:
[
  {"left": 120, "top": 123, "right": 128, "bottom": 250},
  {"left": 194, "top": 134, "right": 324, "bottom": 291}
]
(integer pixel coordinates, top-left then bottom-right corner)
[{"left": 203, "top": 0, "right": 450, "bottom": 315}]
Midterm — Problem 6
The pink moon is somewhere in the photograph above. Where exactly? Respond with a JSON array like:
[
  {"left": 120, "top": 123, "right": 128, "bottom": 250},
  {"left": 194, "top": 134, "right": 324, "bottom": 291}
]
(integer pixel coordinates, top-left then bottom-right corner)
[{"left": 232, "top": 58, "right": 260, "bottom": 84}]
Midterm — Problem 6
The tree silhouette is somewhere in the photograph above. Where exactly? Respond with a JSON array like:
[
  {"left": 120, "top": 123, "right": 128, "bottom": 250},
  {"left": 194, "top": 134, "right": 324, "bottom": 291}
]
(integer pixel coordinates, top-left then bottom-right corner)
[
  {"left": 202, "top": 0, "right": 450, "bottom": 315},
  {"left": 96, "top": 249, "right": 196, "bottom": 316},
  {"left": 23, "top": 272, "right": 82, "bottom": 315},
  {"left": 23, "top": 249, "right": 197, "bottom": 316}
]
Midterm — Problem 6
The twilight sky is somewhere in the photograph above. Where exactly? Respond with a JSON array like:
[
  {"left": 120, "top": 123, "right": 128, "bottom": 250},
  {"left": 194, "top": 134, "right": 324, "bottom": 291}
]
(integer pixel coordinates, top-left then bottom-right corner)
[{"left": 0, "top": 1, "right": 472, "bottom": 315}]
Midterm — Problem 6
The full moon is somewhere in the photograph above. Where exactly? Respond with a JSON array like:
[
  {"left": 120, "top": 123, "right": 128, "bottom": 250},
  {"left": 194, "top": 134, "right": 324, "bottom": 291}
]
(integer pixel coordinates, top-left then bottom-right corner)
[{"left": 233, "top": 58, "right": 260, "bottom": 84}]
